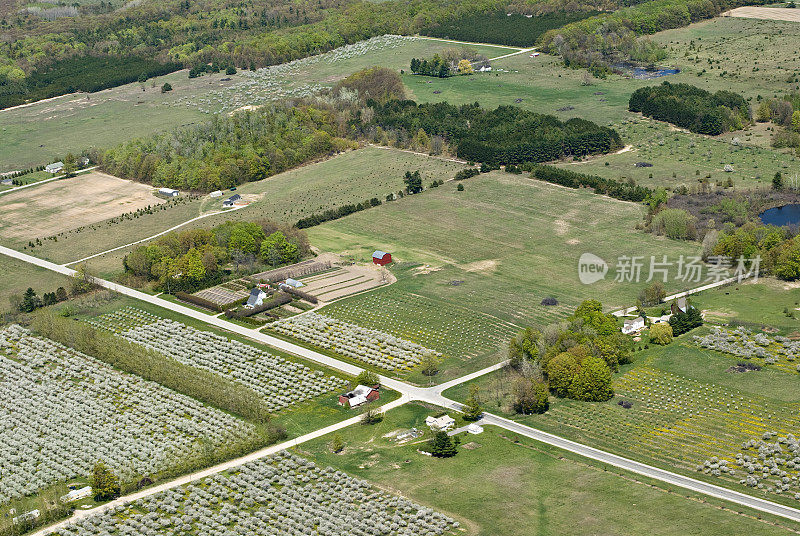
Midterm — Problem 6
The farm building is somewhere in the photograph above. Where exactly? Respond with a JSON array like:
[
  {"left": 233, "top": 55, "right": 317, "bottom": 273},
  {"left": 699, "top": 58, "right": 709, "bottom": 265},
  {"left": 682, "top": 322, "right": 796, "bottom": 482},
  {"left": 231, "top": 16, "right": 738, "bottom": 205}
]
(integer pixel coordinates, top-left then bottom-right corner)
[
  {"left": 158, "top": 188, "right": 180, "bottom": 197},
  {"left": 79, "top": 157, "right": 90, "bottom": 167},
  {"left": 622, "top": 317, "right": 645, "bottom": 335},
  {"left": 223, "top": 194, "right": 241, "bottom": 207},
  {"left": 209, "top": 190, "right": 223, "bottom": 198},
  {"left": 45, "top": 162, "right": 63, "bottom": 174},
  {"left": 1, "top": 178, "right": 12, "bottom": 186},
  {"left": 425, "top": 415, "right": 455, "bottom": 431},
  {"left": 284, "top": 278, "right": 303, "bottom": 288},
  {"left": 338, "top": 385, "right": 379, "bottom": 408},
  {"left": 372, "top": 250, "right": 392, "bottom": 266},
  {"left": 244, "top": 288, "right": 267, "bottom": 309},
  {"left": 60, "top": 486, "right": 92, "bottom": 503}
]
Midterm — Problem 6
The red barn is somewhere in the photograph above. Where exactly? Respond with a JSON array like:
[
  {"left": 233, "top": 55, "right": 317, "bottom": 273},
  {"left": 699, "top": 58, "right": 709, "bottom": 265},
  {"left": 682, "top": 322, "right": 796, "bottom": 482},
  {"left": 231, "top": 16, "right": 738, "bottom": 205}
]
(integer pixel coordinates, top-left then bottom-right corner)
[{"left": 372, "top": 250, "right": 392, "bottom": 266}]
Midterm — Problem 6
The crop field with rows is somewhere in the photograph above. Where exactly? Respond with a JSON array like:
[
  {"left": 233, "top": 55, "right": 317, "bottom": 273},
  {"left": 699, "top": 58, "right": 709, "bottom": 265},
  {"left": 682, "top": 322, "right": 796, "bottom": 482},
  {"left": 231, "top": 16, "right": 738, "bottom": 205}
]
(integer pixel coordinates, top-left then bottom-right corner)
[
  {"left": 321, "top": 286, "right": 520, "bottom": 365},
  {"left": 52, "top": 451, "right": 458, "bottom": 536},
  {"left": 89, "top": 308, "right": 348, "bottom": 412},
  {"left": 269, "top": 312, "right": 442, "bottom": 372},
  {"left": 0, "top": 324, "right": 256, "bottom": 504}
]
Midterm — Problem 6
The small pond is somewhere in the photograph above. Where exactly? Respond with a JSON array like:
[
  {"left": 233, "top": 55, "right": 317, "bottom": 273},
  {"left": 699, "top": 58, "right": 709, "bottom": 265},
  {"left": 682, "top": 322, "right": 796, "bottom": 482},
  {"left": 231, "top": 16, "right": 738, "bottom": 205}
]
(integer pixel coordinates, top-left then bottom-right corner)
[
  {"left": 615, "top": 63, "right": 680, "bottom": 79},
  {"left": 759, "top": 204, "right": 800, "bottom": 227}
]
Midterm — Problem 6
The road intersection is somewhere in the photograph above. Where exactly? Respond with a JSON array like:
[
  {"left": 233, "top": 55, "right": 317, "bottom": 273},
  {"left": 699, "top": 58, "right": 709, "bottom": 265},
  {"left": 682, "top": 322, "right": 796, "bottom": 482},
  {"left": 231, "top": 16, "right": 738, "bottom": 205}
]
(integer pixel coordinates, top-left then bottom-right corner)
[{"left": 2, "top": 244, "right": 799, "bottom": 531}]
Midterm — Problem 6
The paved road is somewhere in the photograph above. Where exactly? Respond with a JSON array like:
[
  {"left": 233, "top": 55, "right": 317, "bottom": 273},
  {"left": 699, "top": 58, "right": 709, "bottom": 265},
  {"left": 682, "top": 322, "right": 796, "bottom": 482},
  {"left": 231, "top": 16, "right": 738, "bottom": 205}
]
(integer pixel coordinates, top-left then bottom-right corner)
[
  {"left": 29, "top": 396, "right": 409, "bottom": 536},
  {"left": 3, "top": 244, "right": 800, "bottom": 526}
]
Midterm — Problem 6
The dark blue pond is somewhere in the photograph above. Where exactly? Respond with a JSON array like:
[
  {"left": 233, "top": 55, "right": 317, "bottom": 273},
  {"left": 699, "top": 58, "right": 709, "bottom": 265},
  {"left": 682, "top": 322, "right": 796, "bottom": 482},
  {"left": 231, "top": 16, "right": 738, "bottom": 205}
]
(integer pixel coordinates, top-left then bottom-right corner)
[
  {"left": 759, "top": 204, "right": 800, "bottom": 227},
  {"left": 614, "top": 63, "right": 680, "bottom": 79}
]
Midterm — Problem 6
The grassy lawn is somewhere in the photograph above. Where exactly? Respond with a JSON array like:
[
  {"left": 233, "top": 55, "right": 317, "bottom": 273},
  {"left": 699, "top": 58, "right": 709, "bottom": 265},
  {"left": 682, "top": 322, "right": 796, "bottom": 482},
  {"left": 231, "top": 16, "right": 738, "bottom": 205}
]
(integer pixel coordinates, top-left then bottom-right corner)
[
  {"left": 304, "top": 170, "right": 700, "bottom": 382},
  {"left": 0, "top": 253, "right": 72, "bottom": 313},
  {"left": 296, "top": 403, "right": 800, "bottom": 536},
  {"left": 691, "top": 278, "right": 800, "bottom": 333}
]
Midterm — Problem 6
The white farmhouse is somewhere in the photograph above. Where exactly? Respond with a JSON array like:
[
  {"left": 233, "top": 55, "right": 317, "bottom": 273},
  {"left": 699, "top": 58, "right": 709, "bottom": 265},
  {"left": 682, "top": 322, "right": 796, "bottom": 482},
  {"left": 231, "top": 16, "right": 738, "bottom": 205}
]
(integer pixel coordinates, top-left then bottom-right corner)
[
  {"left": 244, "top": 288, "right": 267, "bottom": 309},
  {"left": 45, "top": 162, "right": 64, "bottom": 174},
  {"left": 425, "top": 414, "right": 455, "bottom": 431},
  {"left": 622, "top": 317, "right": 645, "bottom": 335}
]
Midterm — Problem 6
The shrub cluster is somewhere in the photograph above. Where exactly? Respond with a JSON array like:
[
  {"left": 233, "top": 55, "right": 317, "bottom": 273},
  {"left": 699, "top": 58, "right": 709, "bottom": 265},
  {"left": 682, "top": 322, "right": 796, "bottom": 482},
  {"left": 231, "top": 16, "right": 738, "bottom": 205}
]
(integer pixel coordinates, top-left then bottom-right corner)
[
  {"left": 295, "top": 198, "right": 382, "bottom": 228},
  {"left": 529, "top": 164, "right": 653, "bottom": 202}
]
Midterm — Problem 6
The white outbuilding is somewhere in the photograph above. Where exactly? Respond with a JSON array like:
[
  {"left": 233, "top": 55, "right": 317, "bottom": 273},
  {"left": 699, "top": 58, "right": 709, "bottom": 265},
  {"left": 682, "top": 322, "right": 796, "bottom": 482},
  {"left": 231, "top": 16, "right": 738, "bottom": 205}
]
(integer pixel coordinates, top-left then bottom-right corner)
[
  {"left": 45, "top": 162, "right": 64, "bottom": 174},
  {"left": 158, "top": 187, "right": 180, "bottom": 197}
]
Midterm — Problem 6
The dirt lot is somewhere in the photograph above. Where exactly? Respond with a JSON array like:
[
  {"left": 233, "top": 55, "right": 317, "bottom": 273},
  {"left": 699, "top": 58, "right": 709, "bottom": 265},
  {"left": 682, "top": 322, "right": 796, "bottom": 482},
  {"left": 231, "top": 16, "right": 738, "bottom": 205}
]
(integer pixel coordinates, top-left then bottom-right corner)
[
  {"left": 723, "top": 6, "right": 800, "bottom": 22},
  {"left": 298, "top": 258, "right": 394, "bottom": 303},
  {"left": 0, "top": 171, "right": 164, "bottom": 240}
]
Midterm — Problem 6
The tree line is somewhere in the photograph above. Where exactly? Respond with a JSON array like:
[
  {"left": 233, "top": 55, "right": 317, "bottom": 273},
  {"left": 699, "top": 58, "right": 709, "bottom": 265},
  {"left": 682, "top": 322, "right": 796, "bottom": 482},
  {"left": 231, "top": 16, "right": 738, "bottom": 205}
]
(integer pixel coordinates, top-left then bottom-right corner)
[
  {"left": 528, "top": 164, "right": 653, "bottom": 202},
  {"left": 98, "top": 102, "right": 358, "bottom": 191},
  {"left": 0, "top": 56, "right": 181, "bottom": 110},
  {"left": 422, "top": 10, "right": 600, "bottom": 48},
  {"left": 629, "top": 82, "right": 751, "bottom": 135},
  {"left": 363, "top": 100, "right": 623, "bottom": 165},
  {"left": 123, "top": 220, "right": 308, "bottom": 292}
]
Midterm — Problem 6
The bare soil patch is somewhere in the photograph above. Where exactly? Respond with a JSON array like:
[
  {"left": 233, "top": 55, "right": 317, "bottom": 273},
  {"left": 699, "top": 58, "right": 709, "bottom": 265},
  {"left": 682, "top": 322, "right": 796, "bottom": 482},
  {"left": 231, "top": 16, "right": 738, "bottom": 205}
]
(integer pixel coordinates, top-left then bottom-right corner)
[
  {"left": 0, "top": 171, "right": 164, "bottom": 240},
  {"left": 723, "top": 6, "right": 800, "bottom": 22}
]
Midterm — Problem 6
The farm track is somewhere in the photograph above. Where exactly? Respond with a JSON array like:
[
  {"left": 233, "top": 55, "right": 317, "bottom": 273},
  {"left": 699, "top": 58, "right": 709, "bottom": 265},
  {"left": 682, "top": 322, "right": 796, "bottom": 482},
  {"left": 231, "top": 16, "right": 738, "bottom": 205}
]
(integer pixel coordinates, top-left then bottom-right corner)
[{"left": 2, "top": 245, "right": 799, "bottom": 530}]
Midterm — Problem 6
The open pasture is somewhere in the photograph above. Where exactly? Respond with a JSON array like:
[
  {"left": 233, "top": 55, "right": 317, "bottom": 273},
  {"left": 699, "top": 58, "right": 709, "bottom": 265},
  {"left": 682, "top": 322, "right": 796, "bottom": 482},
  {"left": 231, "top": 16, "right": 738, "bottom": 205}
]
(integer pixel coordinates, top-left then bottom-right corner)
[
  {"left": 553, "top": 118, "right": 798, "bottom": 191},
  {"left": 0, "top": 253, "right": 72, "bottom": 313},
  {"left": 300, "top": 403, "right": 799, "bottom": 536},
  {"left": 47, "top": 147, "right": 467, "bottom": 275},
  {"left": 0, "top": 324, "right": 256, "bottom": 506},
  {"left": 307, "top": 170, "right": 700, "bottom": 379},
  {"left": 0, "top": 171, "right": 164, "bottom": 242},
  {"left": 52, "top": 450, "right": 458, "bottom": 536}
]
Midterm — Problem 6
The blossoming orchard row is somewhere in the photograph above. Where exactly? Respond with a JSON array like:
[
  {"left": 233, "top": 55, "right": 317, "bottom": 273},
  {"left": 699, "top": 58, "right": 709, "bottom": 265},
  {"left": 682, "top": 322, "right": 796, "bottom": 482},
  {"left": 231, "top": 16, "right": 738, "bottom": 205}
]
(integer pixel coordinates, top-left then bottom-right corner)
[
  {"left": 0, "top": 325, "right": 255, "bottom": 504},
  {"left": 88, "top": 308, "right": 348, "bottom": 412},
  {"left": 270, "top": 312, "right": 441, "bottom": 371},
  {"left": 53, "top": 451, "right": 459, "bottom": 536}
]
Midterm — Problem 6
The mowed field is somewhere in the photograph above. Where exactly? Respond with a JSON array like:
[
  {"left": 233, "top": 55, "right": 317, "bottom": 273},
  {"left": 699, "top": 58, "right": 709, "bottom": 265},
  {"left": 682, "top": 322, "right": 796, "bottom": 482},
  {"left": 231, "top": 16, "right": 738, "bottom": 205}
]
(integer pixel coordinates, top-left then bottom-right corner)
[
  {"left": 0, "top": 171, "right": 164, "bottom": 242},
  {"left": 0, "top": 37, "right": 508, "bottom": 172},
  {"left": 45, "top": 147, "right": 467, "bottom": 276},
  {"left": 298, "top": 403, "right": 800, "bottom": 536},
  {"left": 0, "top": 254, "right": 72, "bottom": 313},
  {"left": 308, "top": 170, "right": 700, "bottom": 381}
]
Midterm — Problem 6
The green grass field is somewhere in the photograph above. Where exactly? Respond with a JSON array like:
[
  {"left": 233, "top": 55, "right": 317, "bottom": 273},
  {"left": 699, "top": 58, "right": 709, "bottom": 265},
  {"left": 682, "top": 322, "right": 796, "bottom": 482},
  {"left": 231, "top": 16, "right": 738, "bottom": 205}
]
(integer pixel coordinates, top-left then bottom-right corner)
[
  {"left": 22, "top": 147, "right": 467, "bottom": 276},
  {"left": 305, "top": 170, "right": 700, "bottom": 381},
  {"left": 0, "top": 38, "right": 506, "bottom": 172},
  {"left": 691, "top": 278, "right": 800, "bottom": 333},
  {"left": 297, "top": 403, "right": 800, "bottom": 536},
  {"left": 0, "top": 254, "right": 72, "bottom": 313},
  {"left": 443, "top": 280, "right": 800, "bottom": 507}
]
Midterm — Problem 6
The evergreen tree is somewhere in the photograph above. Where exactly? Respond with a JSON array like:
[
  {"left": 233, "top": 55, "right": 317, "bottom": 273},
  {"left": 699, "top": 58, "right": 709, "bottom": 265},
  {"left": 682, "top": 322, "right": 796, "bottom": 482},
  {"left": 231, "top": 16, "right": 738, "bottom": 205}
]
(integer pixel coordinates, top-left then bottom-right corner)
[
  {"left": 403, "top": 170, "right": 423, "bottom": 194},
  {"left": 430, "top": 431, "right": 457, "bottom": 458},
  {"left": 462, "top": 384, "right": 482, "bottom": 421},
  {"left": 20, "top": 287, "right": 41, "bottom": 312}
]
